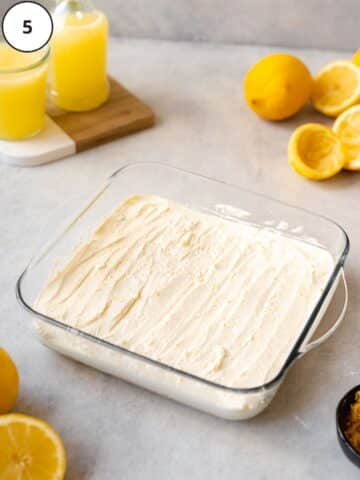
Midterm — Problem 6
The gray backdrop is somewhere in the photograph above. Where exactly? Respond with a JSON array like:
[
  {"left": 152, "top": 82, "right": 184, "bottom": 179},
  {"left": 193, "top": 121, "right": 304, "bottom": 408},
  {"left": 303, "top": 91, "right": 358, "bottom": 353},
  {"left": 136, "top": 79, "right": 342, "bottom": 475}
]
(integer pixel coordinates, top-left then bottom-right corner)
[{"left": 0, "top": 0, "right": 358, "bottom": 50}]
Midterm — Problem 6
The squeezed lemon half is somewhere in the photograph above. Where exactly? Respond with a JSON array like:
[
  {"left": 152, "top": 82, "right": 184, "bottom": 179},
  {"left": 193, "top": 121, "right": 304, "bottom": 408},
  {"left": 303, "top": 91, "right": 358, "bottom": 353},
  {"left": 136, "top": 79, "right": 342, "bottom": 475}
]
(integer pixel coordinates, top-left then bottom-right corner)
[
  {"left": 333, "top": 104, "right": 360, "bottom": 170},
  {"left": 0, "top": 414, "right": 66, "bottom": 480},
  {"left": 311, "top": 61, "right": 360, "bottom": 117},
  {"left": 0, "top": 348, "right": 19, "bottom": 414},
  {"left": 288, "top": 123, "right": 345, "bottom": 180}
]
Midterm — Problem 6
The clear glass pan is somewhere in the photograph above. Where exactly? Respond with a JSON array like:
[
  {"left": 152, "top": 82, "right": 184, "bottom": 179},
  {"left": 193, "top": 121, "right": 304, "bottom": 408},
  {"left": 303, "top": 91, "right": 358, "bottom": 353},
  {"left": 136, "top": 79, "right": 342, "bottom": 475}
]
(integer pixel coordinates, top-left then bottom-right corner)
[{"left": 17, "top": 163, "right": 350, "bottom": 419}]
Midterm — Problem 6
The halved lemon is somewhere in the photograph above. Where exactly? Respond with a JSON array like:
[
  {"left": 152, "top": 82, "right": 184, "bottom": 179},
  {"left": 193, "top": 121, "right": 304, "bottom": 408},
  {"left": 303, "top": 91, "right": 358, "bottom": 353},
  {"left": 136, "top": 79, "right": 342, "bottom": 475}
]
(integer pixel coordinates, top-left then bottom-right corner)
[
  {"left": 288, "top": 123, "right": 345, "bottom": 180},
  {"left": 0, "top": 414, "right": 66, "bottom": 480},
  {"left": 333, "top": 105, "right": 360, "bottom": 170},
  {"left": 311, "top": 61, "right": 360, "bottom": 117}
]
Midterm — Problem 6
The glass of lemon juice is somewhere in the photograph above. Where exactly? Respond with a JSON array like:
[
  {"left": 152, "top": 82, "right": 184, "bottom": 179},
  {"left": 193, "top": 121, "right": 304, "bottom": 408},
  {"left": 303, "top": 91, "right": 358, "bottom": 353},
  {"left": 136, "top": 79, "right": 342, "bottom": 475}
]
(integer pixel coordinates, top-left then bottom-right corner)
[
  {"left": 50, "top": 0, "right": 109, "bottom": 112},
  {"left": 0, "top": 36, "right": 49, "bottom": 141}
]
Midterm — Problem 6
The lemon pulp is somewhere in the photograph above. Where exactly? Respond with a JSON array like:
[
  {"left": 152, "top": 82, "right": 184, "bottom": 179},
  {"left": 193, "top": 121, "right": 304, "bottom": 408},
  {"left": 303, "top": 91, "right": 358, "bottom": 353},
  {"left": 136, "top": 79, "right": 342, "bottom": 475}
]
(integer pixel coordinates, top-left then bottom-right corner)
[
  {"left": 0, "top": 414, "right": 66, "bottom": 480},
  {"left": 288, "top": 124, "right": 345, "bottom": 180},
  {"left": 333, "top": 105, "right": 360, "bottom": 170},
  {"left": 312, "top": 61, "right": 360, "bottom": 117}
]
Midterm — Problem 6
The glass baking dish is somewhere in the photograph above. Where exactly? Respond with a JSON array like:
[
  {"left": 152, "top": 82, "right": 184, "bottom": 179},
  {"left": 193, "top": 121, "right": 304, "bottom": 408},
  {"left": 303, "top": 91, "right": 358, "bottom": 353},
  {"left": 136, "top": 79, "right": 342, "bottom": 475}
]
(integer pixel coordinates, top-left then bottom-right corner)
[{"left": 16, "top": 162, "right": 350, "bottom": 420}]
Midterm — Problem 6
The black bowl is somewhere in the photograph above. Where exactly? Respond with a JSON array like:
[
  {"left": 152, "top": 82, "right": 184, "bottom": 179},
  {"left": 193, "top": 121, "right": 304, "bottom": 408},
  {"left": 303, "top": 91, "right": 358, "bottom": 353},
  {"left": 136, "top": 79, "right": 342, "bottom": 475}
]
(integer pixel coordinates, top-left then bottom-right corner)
[{"left": 336, "top": 384, "right": 360, "bottom": 468}]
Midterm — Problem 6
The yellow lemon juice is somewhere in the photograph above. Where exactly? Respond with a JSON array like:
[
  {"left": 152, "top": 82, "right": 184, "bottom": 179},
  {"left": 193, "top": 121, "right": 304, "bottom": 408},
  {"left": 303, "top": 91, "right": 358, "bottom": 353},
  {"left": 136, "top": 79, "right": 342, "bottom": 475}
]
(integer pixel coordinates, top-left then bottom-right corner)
[
  {"left": 0, "top": 44, "right": 48, "bottom": 140},
  {"left": 50, "top": 10, "right": 109, "bottom": 111}
]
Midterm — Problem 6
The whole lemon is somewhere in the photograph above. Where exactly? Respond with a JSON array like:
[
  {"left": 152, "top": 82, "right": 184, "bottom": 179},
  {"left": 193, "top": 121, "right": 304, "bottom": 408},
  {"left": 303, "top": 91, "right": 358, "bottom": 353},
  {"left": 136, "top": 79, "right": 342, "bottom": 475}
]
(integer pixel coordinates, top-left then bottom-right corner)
[
  {"left": 0, "top": 347, "right": 19, "bottom": 414},
  {"left": 244, "top": 53, "right": 313, "bottom": 120},
  {"left": 353, "top": 49, "right": 360, "bottom": 66}
]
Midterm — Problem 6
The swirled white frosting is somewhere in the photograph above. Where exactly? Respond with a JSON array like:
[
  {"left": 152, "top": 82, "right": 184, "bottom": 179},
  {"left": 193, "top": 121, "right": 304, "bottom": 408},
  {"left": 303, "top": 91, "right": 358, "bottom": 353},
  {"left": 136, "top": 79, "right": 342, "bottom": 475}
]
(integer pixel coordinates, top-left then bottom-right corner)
[{"left": 35, "top": 195, "right": 333, "bottom": 388}]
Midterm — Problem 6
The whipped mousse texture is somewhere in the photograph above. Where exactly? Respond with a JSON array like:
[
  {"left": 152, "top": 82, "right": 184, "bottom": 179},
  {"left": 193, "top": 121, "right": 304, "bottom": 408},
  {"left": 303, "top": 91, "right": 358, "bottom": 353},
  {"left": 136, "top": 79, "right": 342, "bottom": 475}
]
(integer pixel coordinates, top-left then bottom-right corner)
[{"left": 35, "top": 195, "right": 334, "bottom": 388}]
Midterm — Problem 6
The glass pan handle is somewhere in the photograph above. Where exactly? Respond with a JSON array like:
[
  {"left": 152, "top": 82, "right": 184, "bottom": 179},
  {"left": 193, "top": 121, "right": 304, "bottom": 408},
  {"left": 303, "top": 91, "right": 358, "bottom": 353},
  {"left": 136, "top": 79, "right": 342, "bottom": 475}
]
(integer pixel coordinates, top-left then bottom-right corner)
[{"left": 297, "top": 269, "right": 348, "bottom": 358}]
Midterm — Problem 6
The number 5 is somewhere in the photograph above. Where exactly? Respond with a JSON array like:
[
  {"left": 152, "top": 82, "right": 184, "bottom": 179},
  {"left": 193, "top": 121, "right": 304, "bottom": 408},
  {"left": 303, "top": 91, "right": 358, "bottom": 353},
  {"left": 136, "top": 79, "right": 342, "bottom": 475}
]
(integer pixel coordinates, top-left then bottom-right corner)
[{"left": 23, "top": 19, "right": 32, "bottom": 34}]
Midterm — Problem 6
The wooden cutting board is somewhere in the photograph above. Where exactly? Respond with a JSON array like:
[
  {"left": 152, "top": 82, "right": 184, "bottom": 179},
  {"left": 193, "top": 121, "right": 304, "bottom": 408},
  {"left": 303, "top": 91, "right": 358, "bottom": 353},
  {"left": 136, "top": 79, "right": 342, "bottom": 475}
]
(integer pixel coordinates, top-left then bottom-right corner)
[{"left": 0, "top": 77, "right": 155, "bottom": 167}]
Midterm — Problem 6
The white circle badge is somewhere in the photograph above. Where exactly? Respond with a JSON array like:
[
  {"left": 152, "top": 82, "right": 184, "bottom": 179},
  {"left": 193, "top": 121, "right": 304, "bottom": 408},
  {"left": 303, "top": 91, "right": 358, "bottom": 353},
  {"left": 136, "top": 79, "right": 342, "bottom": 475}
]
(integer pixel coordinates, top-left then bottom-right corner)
[{"left": 2, "top": 1, "right": 53, "bottom": 52}]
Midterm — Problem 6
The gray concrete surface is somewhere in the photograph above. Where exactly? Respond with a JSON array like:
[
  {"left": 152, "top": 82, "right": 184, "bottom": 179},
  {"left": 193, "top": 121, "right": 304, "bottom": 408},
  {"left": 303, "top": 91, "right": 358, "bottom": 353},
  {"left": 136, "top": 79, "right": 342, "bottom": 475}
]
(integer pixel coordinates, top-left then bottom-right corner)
[
  {"left": 1, "top": 0, "right": 359, "bottom": 50},
  {"left": 1, "top": 38, "right": 360, "bottom": 479}
]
